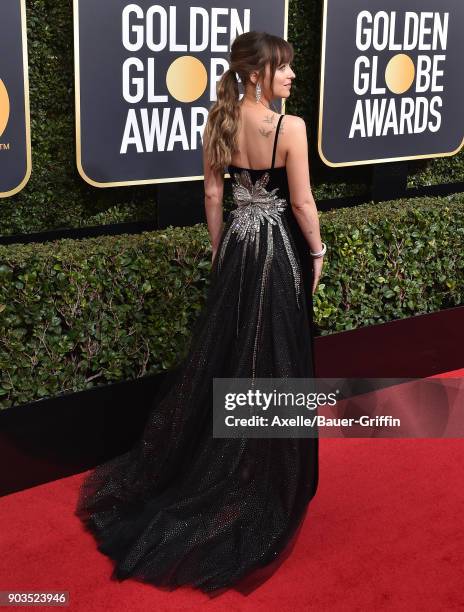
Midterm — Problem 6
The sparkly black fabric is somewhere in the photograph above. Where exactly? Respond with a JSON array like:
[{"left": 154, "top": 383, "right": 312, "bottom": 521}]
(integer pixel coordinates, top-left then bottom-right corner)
[{"left": 75, "top": 115, "right": 319, "bottom": 594}]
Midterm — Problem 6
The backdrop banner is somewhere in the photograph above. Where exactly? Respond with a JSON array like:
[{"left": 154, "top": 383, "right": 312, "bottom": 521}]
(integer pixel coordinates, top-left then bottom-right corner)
[
  {"left": 0, "top": 0, "right": 31, "bottom": 198},
  {"left": 73, "top": 0, "right": 288, "bottom": 187},
  {"left": 318, "top": 0, "right": 464, "bottom": 167}
]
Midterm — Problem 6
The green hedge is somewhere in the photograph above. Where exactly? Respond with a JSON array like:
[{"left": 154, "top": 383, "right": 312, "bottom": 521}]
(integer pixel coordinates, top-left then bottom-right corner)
[
  {"left": 315, "top": 193, "right": 464, "bottom": 330},
  {"left": 1, "top": 192, "right": 463, "bottom": 409},
  {"left": 1, "top": 0, "right": 462, "bottom": 236}
]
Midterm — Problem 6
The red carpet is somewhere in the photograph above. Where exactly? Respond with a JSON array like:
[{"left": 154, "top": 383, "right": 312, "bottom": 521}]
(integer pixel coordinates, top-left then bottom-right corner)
[{"left": 1, "top": 370, "right": 463, "bottom": 611}]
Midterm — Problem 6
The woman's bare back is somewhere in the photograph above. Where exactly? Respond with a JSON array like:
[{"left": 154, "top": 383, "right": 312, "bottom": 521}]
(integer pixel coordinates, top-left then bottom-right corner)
[
  {"left": 228, "top": 103, "right": 313, "bottom": 217},
  {"left": 229, "top": 103, "right": 296, "bottom": 170}
]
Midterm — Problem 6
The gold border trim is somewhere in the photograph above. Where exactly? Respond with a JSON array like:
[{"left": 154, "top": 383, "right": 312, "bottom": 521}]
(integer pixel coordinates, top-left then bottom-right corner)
[
  {"left": 317, "top": 0, "right": 464, "bottom": 168},
  {"left": 0, "top": 0, "right": 32, "bottom": 198},
  {"left": 74, "top": 0, "right": 289, "bottom": 187}
]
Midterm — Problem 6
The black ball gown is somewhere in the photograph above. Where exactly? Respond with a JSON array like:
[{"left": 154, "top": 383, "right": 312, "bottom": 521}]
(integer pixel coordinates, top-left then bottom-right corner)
[{"left": 75, "top": 114, "right": 319, "bottom": 594}]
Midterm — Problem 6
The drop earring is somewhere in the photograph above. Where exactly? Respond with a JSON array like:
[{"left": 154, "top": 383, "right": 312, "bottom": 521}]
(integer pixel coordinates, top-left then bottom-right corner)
[{"left": 255, "top": 82, "right": 261, "bottom": 102}]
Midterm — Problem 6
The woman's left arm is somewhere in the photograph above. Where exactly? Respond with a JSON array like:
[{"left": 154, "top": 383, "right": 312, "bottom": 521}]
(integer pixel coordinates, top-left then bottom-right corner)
[{"left": 202, "top": 144, "right": 224, "bottom": 261}]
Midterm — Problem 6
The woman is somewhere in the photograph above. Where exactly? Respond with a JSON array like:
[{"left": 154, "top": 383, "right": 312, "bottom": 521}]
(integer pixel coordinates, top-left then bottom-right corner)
[{"left": 75, "top": 31, "right": 325, "bottom": 595}]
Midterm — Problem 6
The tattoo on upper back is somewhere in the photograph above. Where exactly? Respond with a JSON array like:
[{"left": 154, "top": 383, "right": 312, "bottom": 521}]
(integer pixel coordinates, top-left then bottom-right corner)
[
  {"left": 258, "top": 113, "right": 285, "bottom": 138},
  {"left": 259, "top": 114, "right": 275, "bottom": 137}
]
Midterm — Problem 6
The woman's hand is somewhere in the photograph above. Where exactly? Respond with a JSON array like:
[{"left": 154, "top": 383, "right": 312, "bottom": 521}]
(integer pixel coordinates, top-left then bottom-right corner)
[
  {"left": 211, "top": 248, "right": 218, "bottom": 265},
  {"left": 312, "top": 256, "right": 324, "bottom": 295}
]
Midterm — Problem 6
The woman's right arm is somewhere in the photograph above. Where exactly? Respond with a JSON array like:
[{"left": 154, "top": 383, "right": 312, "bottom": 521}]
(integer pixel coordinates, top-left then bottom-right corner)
[
  {"left": 202, "top": 138, "right": 225, "bottom": 263},
  {"left": 285, "top": 116, "right": 324, "bottom": 294}
]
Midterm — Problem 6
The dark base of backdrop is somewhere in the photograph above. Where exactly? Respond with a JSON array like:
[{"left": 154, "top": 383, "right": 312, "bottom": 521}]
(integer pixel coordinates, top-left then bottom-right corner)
[{"left": 0, "top": 304, "right": 462, "bottom": 498}]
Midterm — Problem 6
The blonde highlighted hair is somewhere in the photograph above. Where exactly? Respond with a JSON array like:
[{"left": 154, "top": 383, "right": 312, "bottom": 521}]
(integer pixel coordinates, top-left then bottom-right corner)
[{"left": 203, "top": 31, "right": 294, "bottom": 173}]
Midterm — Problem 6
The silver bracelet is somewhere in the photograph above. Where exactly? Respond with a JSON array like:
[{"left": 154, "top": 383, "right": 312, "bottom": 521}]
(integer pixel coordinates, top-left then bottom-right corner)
[{"left": 310, "top": 242, "right": 327, "bottom": 258}]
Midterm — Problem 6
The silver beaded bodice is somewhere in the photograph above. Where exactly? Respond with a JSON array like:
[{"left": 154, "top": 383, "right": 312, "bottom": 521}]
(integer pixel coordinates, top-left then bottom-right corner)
[
  {"left": 218, "top": 170, "right": 289, "bottom": 264},
  {"left": 217, "top": 169, "right": 303, "bottom": 380}
]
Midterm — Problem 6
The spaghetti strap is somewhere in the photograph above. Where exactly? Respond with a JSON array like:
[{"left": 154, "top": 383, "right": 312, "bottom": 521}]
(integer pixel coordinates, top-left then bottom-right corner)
[{"left": 271, "top": 115, "right": 284, "bottom": 170}]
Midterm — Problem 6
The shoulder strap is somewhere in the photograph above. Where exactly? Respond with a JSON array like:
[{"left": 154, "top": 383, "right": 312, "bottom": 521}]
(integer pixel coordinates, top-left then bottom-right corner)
[{"left": 271, "top": 115, "right": 284, "bottom": 169}]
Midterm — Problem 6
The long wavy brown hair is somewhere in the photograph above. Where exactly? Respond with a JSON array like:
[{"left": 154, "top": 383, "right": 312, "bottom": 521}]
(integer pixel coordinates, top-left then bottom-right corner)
[{"left": 203, "top": 31, "right": 294, "bottom": 173}]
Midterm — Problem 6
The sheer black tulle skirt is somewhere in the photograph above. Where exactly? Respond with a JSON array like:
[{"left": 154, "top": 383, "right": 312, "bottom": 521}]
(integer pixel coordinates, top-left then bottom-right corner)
[{"left": 75, "top": 208, "right": 319, "bottom": 593}]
